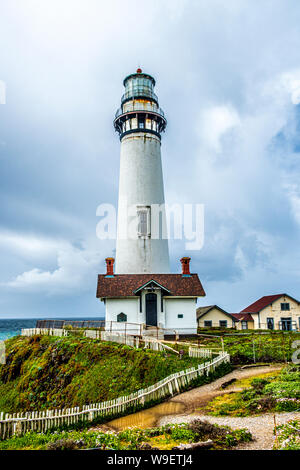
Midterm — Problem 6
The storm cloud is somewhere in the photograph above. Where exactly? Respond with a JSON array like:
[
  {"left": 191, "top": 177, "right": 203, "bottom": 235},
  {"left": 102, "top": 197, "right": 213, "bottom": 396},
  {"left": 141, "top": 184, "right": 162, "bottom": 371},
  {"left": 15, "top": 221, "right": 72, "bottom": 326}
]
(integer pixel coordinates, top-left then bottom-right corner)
[{"left": 0, "top": 0, "right": 300, "bottom": 317}]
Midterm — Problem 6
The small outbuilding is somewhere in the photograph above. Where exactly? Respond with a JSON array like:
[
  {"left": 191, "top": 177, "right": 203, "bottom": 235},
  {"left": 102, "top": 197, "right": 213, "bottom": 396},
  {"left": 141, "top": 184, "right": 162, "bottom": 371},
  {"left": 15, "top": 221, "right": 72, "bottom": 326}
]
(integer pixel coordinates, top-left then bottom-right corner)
[
  {"left": 196, "top": 305, "right": 237, "bottom": 329},
  {"left": 231, "top": 313, "right": 254, "bottom": 330}
]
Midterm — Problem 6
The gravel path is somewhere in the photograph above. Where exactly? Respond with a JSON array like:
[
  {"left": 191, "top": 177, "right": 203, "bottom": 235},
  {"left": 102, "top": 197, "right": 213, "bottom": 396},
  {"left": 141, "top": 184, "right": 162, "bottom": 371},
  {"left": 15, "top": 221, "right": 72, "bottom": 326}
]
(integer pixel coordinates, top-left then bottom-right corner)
[{"left": 158, "top": 365, "right": 300, "bottom": 450}]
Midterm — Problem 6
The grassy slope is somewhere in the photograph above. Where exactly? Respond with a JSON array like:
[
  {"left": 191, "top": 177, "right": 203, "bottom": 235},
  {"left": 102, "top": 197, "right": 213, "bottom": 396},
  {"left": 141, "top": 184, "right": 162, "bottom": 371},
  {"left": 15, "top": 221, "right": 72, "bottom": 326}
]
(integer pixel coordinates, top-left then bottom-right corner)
[{"left": 0, "top": 335, "right": 207, "bottom": 413}]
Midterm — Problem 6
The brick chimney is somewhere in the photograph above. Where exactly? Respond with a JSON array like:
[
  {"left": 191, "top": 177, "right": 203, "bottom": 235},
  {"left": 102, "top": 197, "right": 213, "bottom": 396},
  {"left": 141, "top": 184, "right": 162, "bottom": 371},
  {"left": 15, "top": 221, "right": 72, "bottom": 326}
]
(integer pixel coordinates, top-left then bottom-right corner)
[
  {"left": 180, "top": 257, "right": 191, "bottom": 276},
  {"left": 105, "top": 258, "right": 115, "bottom": 277}
]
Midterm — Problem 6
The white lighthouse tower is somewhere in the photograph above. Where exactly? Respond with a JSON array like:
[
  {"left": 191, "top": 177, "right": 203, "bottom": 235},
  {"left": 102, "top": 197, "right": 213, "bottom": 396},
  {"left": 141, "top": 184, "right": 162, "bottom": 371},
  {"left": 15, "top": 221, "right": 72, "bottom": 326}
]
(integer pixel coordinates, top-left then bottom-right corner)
[
  {"left": 114, "top": 68, "right": 170, "bottom": 274},
  {"left": 97, "top": 69, "right": 205, "bottom": 336}
]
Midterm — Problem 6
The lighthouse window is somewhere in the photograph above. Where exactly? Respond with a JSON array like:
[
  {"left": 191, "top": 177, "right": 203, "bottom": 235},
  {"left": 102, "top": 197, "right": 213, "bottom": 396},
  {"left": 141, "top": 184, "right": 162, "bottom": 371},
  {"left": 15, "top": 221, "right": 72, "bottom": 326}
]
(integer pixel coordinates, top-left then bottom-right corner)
[
  {"left": 138, "top": 116, "right": 145, "bottom": 129},
  {"left": 137, "top": 207, "right": 150, "bottom": 237}
]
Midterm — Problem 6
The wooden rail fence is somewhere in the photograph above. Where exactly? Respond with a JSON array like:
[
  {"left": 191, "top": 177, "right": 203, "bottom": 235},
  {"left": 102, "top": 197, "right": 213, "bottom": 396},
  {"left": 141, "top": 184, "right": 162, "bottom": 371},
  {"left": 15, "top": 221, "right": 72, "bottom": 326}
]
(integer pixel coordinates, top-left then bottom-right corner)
[{"left": 21, "top": 328, "right": 178, "bottom": 354}]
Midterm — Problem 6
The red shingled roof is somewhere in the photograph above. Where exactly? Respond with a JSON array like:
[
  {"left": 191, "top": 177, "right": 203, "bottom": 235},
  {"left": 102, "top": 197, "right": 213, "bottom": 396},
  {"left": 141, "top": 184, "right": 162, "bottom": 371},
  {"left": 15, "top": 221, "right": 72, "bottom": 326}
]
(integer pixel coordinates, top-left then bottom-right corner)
[
  {"left": 96, "top": 274, "right": 205, "bottom": 299},
  {"left": 240, "top": 294, "right": 287, "bottom": 313},
  {"left": 231, "top": 313, "right": 254, "bottom": 322}
]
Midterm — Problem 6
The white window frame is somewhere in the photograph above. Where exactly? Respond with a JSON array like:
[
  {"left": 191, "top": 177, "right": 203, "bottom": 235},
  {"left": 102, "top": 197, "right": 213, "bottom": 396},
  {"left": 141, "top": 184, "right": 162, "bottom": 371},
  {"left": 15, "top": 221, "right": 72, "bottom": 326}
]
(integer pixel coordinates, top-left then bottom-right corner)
[{"left": 137, "top": 206, "right": 151, "bottom": 238}]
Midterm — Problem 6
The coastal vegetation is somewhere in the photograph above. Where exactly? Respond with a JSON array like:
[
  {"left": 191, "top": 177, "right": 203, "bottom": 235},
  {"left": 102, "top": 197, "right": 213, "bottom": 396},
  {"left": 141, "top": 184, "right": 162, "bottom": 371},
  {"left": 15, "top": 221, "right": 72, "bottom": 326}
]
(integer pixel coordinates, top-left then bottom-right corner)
[
  {"left": 206, "top": 365, "right": 300, "bottom": 417},
  {"left": 194, "top": 329, "right": 300, "bottom": 364},
  {"left": 274, "top": 419, "right": 300, "bottom": 450},
  {"left": 0, "top": 419, "right": 252, "bottom": 450},
  {"left": 0, "top": 335, "right": 231, "bottom": 413}
]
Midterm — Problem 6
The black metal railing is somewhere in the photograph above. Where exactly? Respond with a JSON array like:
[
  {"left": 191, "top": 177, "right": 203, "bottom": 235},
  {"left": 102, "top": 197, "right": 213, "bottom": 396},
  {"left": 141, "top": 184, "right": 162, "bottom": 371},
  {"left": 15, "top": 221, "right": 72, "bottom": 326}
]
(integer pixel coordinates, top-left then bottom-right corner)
[{"left": 115, "top": 105, "right": 165, "bottom": 120}]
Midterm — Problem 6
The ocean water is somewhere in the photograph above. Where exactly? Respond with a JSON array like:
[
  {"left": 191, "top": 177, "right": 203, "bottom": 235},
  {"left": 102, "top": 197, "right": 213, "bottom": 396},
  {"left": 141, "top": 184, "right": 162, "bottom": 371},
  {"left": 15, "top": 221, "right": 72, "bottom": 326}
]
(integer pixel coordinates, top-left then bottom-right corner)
[{"left": 0, "top": 318, "right": 105, "bottom": 341}]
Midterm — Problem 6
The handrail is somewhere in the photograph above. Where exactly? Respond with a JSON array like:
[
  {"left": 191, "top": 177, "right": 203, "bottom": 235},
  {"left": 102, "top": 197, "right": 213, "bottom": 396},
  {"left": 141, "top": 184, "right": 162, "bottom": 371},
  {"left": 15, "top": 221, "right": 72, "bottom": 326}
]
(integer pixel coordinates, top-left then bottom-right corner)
[{"left": 115, "top": 106, "right": 165, "bottom": 120}]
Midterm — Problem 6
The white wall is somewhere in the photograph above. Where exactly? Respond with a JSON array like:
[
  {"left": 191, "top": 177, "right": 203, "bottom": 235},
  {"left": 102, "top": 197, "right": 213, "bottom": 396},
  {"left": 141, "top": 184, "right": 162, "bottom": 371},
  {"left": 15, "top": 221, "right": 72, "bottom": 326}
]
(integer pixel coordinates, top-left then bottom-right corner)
[
  {"left": 104, "top": 294, "right": 198, "bottom": 335},
  {"left": 164, "top": 298, "right": 197, "bottom": 335},
  {"left": 105, "top": 298, "right": 140, "bottom": 333},
  {"left": 115, "top": 132, "right": 170, "bottom": 274}
]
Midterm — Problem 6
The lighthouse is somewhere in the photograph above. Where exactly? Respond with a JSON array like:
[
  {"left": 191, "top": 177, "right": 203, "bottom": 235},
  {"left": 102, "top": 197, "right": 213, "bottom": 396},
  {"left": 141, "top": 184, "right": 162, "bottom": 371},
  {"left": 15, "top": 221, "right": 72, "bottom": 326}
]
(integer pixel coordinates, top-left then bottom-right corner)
[
  {"left": 97, "top": 70, "right": 205, "bottom": 336},
  {"left": 114, "top": 68, "right": 170, "bottom": 274}
]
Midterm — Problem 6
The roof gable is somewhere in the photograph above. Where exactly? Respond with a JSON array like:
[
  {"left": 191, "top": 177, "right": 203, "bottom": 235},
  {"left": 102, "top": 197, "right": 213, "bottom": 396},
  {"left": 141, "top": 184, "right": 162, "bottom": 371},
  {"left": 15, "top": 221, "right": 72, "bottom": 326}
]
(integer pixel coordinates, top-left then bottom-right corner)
[
  {"left": 196, "top": 305, "right": 237, "bottom": 321},
  {"left": 133, "top": 279, "right": 172, "bottom": 294},
  {"left": 231, "top": 313, "right": 254, "bottom": 322},
  {"left": 240, "top": 293, "right": 300, "bottom": 313}
]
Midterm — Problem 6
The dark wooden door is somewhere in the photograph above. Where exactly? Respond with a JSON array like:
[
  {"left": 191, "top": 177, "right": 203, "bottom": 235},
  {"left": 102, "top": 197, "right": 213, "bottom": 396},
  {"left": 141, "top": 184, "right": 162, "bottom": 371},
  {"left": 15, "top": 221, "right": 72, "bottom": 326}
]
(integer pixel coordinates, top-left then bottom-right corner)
[{"left": 146, "top": 293, "right": 157, "bottom": 326}]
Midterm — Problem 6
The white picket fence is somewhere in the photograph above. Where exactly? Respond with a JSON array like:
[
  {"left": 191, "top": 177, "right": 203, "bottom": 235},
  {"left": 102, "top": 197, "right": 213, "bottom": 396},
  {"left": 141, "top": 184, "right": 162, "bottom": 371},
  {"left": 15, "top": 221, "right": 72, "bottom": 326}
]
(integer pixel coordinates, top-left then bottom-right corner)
[
  {"left": 188, "top": 347, "right": 215, "bottom": 359},
  {"left": 0, "top": 351, "right": 230, "bottom": 439},
  {"left": 143, "top": 337, "right": 166, "bottom": 352},
  {"left": 21, "top": 328, "right": 68, "bottom": 337},
  {"left": 84, "top": 329, "right": 101, "bottom": 340},
  {"left": 100, "top": 331, "right": 140, "bottom": 348}
]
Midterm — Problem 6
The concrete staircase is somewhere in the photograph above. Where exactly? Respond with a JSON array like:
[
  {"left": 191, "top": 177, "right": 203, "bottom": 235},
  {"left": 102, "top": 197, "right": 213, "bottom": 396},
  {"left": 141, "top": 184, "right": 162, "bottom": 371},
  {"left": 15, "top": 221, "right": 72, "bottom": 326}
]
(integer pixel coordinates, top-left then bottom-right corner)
[{"left": 142, "top": 326, "right": 164, "bottom": 340}]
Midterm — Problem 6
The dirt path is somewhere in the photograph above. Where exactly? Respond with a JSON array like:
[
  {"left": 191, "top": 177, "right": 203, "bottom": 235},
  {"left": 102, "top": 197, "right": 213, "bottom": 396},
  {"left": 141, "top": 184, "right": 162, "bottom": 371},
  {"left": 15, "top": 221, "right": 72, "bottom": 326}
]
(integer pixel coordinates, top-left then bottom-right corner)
[
  {"left": 161, "top": 365, "right": 283, "bottom": 412},
  {"left": 158, "top": 365, "right": 300, "bottom": 450}
]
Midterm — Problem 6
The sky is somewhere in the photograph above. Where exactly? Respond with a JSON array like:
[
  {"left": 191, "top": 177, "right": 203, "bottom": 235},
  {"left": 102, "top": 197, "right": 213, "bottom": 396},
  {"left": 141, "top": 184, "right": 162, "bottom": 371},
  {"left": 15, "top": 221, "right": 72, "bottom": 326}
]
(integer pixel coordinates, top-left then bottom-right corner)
[{"left": 0, "top": 0, "right": 300, "bottom": 318}]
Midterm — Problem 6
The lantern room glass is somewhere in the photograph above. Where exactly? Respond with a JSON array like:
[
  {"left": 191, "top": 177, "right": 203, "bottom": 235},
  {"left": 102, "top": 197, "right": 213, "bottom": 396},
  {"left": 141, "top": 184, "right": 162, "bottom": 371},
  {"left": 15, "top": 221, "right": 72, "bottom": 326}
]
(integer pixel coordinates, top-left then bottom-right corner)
[{"left": 123, "top": 75, "right": 156, "bottom": 101}]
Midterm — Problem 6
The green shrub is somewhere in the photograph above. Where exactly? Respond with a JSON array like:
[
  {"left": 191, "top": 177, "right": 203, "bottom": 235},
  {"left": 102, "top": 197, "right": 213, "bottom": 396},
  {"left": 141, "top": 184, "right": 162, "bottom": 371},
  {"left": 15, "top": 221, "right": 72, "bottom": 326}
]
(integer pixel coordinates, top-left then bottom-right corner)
[
  {"left": 188, "top": 419, "right": 228, "bottom": 439},
  {"left": 46, "top": 439, "right": 83, "bottom": 451}
]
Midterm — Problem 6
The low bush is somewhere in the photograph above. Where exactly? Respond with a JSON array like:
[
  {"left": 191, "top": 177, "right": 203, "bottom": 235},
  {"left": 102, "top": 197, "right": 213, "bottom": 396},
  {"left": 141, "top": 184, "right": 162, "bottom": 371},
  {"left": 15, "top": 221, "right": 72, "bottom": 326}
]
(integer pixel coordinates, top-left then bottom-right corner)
[
  {"left": 0, "top": 421, "right": 253, "bottom": 451},
  {"left": 274, "top": 419, "right": 300, "bottom": 450}
]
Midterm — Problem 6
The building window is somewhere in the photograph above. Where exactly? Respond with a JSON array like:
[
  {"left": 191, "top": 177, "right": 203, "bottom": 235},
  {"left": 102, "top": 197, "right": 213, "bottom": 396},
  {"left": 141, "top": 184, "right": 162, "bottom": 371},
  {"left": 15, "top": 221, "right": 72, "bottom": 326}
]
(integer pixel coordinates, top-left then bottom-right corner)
[
  {"left": 219, "top": 320, "right": 227, "bottom": 328},
  {"left": 178, "top": 314, "right": 183, "bottom": 319},
  {"left": 267, "top": 318, "right": 274, "bottom": 330},
  {"left": 204, "top": 321, "right": 212, "bottom": 327},
  {"left": 139, "top": 296, "right": 142, "bottom": 313},
  {"left": 138, "top": 116, "right": 145, "bottom": 129},
  {"left": 137, "top": 207, "right": 150, "bottom": 237},
  {"left": 241, "top": 321, "right": 248, "bottom": 330},
  {"left": 117, "top": 312, "right": 127, "bottom": 323},
  {"left": 281, "top": 303, "right": 290, "bottom": 311},
  {"left": 280, "top": 318, "right": 292, "bottom": 331}
]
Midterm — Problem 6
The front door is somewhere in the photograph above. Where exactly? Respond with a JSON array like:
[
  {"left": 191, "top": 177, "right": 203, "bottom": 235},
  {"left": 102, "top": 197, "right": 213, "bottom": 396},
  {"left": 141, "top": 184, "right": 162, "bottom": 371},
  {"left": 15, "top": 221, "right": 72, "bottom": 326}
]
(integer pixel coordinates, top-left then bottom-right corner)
[{"left": 146, "top": 293, "right": 157, "bottom": 326}]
